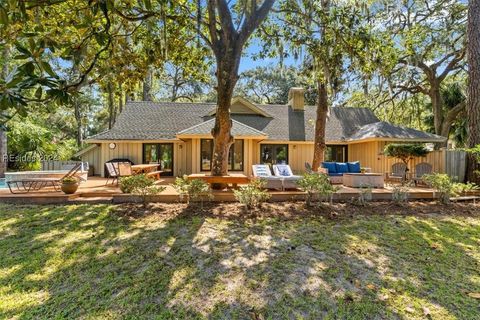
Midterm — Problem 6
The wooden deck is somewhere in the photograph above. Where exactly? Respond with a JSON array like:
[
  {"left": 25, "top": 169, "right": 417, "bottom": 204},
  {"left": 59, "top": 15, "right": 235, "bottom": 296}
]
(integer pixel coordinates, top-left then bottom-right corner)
[{"left": 0, "top": 176, "right": 441, "bottom": 205}]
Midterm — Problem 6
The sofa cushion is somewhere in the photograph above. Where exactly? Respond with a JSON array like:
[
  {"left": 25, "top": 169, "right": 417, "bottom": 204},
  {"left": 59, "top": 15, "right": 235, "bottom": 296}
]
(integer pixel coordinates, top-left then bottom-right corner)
[
  {"left": 275, "top": 164, "right": 292, "bottom": 176},
  {"left": 322, "top": 162, "right": 337, "bottom": 174},
  {"left": 347, "top": 161, "right": 361, "bottom": 173},
  {"left": 336, "top": 162, "right": 349, "bottom": 174},
  {"left": 253, "top": 165, "right": 272, "bottom": 177}
]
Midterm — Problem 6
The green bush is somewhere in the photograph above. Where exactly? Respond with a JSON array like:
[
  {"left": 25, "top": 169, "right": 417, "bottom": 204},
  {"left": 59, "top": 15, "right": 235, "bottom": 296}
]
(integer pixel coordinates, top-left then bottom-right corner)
[
  {"left": 357, "top": 184, "right": 373, "bottom": 206},
  {"left": 119, "top": 174, "right": 165, "bottom": 207},
  {"left": 452, "top": 182, "right": 479, "bottom": 196},
  {"left": 297, "top": 173, "right": 338, "bottom": 206},
  {"left": 466, "top": 144, "right": 480, "bottom": 177},
  {"left": 173, "top": 176, "right": 213, "bottom": 206},
  {"left": 233, "top": 179, "right": 271, "bottom": 209},
  {"left": 390, "top": 182, "right": 411, "bottom": 204},
  {"left": 423, "top": 173, "right": 455, "bottom": 204}
]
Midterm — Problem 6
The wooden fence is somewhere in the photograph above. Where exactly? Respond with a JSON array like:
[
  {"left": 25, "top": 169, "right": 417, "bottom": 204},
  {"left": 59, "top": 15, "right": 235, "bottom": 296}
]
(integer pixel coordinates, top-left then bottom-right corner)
[
  {"left": 380, "top": 149, "right": 466, "bottom": 181},
  {"left": 444, "top": 150, "right": 467, "bottom": 182}
]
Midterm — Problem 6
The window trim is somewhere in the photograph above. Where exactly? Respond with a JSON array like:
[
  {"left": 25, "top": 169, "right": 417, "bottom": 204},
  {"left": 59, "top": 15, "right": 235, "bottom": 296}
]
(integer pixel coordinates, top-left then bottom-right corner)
[
  {"left": 325, "top": 144, "right": 348, "bottom": 162},
  {"left": 259, "top": 144, "right": 289, "bottom": 165},
  {"left": 200, "top": 139, "right": 244, "bottom": 172}
]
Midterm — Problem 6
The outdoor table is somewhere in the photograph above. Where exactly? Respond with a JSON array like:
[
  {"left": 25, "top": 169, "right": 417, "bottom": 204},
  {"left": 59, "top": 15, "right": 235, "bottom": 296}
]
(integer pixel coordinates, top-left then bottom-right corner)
[
  {"left": 343, "top": 173, "right": 384, "bottom": 188},
  {"left": 187, "top": 173, "right": 250, "bottom": 188},
  {"left": 131, "top": 164, "right": 160, "bottom": 174}
]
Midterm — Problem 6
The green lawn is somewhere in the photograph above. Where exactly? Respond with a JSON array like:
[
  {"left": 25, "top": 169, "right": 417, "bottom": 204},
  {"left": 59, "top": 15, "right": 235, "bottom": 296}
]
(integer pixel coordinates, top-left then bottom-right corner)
[{"left": 1, "top": 203, "right": 479, "bottom": 319}]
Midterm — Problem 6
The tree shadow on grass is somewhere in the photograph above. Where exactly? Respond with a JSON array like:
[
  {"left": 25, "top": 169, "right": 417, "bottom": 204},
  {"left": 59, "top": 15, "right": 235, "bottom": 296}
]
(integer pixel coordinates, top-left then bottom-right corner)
[{"left": 0, "top": 203, "right": 479, "bottom": 319}]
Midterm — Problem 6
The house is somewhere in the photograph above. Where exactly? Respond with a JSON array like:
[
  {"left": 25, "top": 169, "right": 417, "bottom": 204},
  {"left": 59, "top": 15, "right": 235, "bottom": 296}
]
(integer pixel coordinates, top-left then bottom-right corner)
[{"left": 77, "top": 88, "right": 446, "bottom": 177}]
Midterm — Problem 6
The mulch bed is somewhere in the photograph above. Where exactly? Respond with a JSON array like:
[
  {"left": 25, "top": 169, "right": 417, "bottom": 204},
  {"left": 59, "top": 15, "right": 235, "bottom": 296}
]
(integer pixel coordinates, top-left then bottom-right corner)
[{"left": 114, "top": 200, "right": 480, "bottom": 221}]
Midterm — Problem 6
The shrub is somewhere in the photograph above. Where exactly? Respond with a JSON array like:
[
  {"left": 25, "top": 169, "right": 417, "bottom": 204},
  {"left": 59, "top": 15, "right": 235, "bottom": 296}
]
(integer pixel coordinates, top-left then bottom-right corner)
[
  {"left": 357, "top": 184, "right": 373, "bottom": 206},
  {"left": 390, "top": 182, "right": 411, "bottom": 204},
  {"left": 61, "top": 176, "right": 78, "bottom": 184},
  {"left": 452, "top": 182, "right": 479, "bottom": 197},
  {"left": 233, "top": 179, "right": 271, "bottom": 209},
  {"left": 119, "top": 174, "right": 165, "bottom": 207},
  {"left": 173, "top": 176, "right": 213, "bottom": 206},
  {"left": 297, "top": 173, "right": 339, "bottom": 206},
  {"left": 466, "top": 145, "right": 480, "bottom": 178},
  {"left": 423, "top": 173, "right": 455, "bottom": 204}
]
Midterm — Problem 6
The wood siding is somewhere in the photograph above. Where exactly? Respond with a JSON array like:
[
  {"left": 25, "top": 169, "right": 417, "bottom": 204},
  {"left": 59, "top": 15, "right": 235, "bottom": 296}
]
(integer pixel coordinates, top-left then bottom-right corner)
[
  {"left": 348, "top": 141, "right": 447, "bottom": 175},
  {"left": 82, "top": 140, "right": 452, "bottom": 178}
]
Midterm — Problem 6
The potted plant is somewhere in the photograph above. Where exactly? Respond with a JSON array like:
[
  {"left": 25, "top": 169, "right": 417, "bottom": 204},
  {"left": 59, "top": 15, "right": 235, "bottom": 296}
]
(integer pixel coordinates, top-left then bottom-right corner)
[{"left": 60, "top": 176, "right": 79, "bottom": 194}]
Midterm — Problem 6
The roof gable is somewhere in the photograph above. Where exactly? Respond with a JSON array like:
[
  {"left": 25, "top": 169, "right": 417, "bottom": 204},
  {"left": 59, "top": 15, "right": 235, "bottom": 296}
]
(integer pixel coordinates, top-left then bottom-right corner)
[
  {"left": 348, "top": 121, "right": 446, "bottom": 142},
  {"left": 177, "top": 118, "right": 267, "bottom": 138},
  {"left": 208, "top": 96, "right": 272, "bottom": 117}
]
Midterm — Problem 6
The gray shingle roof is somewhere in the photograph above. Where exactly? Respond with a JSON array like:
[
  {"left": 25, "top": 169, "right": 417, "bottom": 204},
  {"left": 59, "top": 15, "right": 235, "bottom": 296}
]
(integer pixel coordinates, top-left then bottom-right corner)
[
  {"left": 87, "top": 101, "right": 444, "bottom": 142},
  {"left": 177, "top": 119, "right": 266, "bottom": 137},
  {"left": 348, "top": 121, "right": 445, "bottom": 142}
]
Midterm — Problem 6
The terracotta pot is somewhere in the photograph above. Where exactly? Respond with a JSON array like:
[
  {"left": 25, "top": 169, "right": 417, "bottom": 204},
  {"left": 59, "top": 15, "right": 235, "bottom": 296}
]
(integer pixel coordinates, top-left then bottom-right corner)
[{"left": 61, "top": 182, "right": 79, "bottom": 194}]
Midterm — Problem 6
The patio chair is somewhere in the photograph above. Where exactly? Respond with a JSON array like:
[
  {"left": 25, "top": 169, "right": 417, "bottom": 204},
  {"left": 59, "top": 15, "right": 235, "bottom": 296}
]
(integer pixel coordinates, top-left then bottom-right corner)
[
  {"left": 61, "top": 162, "right": 88, "bottom": 182},
  {"left": 412, "top": 162, "right": 432, "bottom": 186},
  {"left": 105, "top": 162, "right": 119, "bottom": 185},
  {"left": 117, "top": 162, "right": 133, "bottom": 177},
  {"left": 252, "top": 164, "right": 283, "bottom": 190},
  {"left": 7, "top": 163, "right": 82, "bottom": 194},
  {"left": 386, "top": 163, "right": 407, "bottom": 182},
  {"left": 273, "top": 164, "right": 302, "bottom": 189}
]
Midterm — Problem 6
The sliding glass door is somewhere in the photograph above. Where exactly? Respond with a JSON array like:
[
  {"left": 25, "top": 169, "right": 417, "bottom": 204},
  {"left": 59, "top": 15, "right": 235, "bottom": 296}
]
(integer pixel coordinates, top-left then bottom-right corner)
[{"left": 143, "top": 143, "right": 174, "bottom": 176}]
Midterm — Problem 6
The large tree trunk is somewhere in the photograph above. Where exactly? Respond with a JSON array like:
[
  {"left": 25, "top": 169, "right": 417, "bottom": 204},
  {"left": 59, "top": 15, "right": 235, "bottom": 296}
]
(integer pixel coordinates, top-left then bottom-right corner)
[
  {"left": 143, "top": 66, "right": 153, "bottom": 101},
  {"left": 0, "top": 131, "right": 6, "bottom": 178},
  {"left": 467, "top": 0, "right": 480, "bottom": 183},
  {"left": 429, "top": 82, "right": 449, "bottom": 149},
  {"left": 210, "top": 51, "right": 241, "bottom": 176},
  {"left": 205, "top": 0, "right": 275, "bottom": 177},
  {"left": 74, "top": 100, "right": 83, "bottom": 147},
  {"left": 0, "top": 45, "right": 9, "bottom": 178},
  {"left": 312, "top": 81, "right": 329, "bottom": 171},
  {"left": 430, "top": 82, "right": 444, "bottom": 135},
  {"left": 107, "top": 82, "right": 115, "bottom": 129}
]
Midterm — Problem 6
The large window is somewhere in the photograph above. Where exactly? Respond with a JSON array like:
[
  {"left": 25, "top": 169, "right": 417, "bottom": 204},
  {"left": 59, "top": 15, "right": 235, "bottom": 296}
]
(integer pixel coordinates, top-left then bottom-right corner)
[
  {"left": 260, "top": 144, "right": 288, "bottom": 165},
  {"left": 325, "top": 145, "right": 347, "bottom": 162},
  {"left": 200, "top": 139, "right": 244, "bottom": 171},
  {"left": 143, "top": 143, "right": 174, "bottom": 176}
]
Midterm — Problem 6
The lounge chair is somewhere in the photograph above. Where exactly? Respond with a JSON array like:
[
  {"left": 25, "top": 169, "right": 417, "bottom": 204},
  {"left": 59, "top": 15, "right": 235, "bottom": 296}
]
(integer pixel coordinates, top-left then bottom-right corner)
[
  {"left": 386, "top": 163, "right": 407, "bottom": 182},
  {"left": 105, "top": 162, "right": 120, "bottom": 185},
  {"left": 252, "top": 164, "right": 283, "bottom": 190},
  {"left": 7, "top": 163, "right": 82, "bottom": 194},
  {"left": 412, "top": 162, "right": 432, "bottom": 186},
  {"left": 273, "top": 164, "right": 301, "bottom": 189}
]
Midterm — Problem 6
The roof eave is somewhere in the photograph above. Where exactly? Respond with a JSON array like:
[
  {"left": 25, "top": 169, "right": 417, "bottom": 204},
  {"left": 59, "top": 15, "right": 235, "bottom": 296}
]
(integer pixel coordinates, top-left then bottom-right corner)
[{"left": 346, "top": 137, "right": 447, "bottom": 144}]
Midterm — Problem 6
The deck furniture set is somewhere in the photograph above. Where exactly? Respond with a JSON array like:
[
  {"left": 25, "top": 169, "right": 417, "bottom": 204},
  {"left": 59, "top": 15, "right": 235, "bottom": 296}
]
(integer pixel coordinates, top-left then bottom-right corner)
[
  {"left": 7, "top": 163, "right": 87, "bottom": 194},
  {"left": 5, "top": 157, "right": 434, "bottom": 194},
  {"left": 105, "top": 162, "right": 163, "bottom": 185}
]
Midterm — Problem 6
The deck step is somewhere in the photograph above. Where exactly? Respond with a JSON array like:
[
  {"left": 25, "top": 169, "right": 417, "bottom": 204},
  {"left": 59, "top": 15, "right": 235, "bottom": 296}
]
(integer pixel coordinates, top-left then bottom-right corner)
[{"left": 69, "top": 197, "right": 113, "bottom": 204}]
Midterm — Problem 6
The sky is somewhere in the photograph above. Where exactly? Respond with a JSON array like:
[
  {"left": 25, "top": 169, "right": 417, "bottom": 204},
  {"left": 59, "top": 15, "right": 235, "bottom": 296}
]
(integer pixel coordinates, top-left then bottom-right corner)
[{"left": 239, "top": 40, "right": 300, "bottom": 73}]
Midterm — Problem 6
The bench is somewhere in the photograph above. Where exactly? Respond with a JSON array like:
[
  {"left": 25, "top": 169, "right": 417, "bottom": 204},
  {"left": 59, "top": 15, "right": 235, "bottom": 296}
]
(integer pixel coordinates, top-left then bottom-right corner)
[
  {"left": 187, "top": 174, "right": 250, "bottom": 188},
  {"left": 146, "top": 171, "right": 163, "bottom": 180}
]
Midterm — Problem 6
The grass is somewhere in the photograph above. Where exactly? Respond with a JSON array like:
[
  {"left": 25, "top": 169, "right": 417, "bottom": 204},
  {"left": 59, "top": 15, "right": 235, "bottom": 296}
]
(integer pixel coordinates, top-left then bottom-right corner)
[{"left": 0, "top": 202, "right": 479, "bottom": 319}]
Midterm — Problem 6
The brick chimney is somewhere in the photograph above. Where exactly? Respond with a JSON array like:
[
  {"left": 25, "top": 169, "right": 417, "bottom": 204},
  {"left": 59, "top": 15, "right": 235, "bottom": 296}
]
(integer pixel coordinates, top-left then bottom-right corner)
[{"left": 288, "top": 87, "right": 305, "bottom": 111}]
